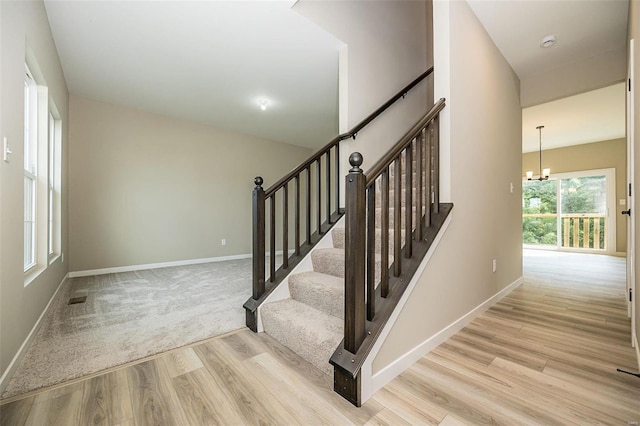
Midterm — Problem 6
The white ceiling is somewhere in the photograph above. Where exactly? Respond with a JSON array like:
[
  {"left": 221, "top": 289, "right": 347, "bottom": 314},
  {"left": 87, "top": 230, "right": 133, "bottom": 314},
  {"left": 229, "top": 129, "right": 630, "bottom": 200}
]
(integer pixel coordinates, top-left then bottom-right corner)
[
  {"left": 467, "top": 0, "right": 628, "bottom": 81},
  {"left": 467, "top": 0, "right": 628, "bottom": 152},
  {"left": 522, "top": 83, "right": 626, "bottom": 153},
  {"left": 43, "top": 0, "right": 342, "bottom": 149},
  {"left": 44, "top": 1, "right": 630, "bottom": 153}
]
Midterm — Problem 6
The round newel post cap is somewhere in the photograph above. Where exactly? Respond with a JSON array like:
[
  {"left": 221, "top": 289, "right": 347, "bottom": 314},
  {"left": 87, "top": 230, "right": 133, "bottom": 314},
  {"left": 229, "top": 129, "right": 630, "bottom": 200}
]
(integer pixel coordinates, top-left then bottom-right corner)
[
  {"left": 349, "top": 152, "right": 363, "bottom": 172},
  {"left": 254, "top": 176, "right": 264, "bottom": 187}
]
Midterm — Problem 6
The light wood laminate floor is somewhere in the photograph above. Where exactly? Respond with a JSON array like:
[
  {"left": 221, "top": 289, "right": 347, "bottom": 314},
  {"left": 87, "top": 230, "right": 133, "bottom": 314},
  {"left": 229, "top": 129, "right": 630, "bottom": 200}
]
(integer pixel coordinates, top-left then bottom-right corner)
[{"left": 1, "top": 250, "right": 639, "bottom": 425}]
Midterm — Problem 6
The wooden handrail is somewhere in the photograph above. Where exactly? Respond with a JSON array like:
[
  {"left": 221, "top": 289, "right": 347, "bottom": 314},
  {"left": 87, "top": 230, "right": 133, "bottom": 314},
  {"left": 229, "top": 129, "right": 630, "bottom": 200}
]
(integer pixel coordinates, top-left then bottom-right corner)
[
  {"left": 365, "top": 98, "right": 445, "bottom": 186},
  {"left": 244, "top": 68, "right": 434, "bottom": 332},
  {"left": 264, "top": 67, "right": 433, "bottom": 197}
]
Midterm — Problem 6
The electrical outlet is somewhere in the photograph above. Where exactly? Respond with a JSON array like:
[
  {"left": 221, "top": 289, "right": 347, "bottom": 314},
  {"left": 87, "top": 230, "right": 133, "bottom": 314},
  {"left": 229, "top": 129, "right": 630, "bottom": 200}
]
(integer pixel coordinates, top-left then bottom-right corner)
[
  {"left": 221, "top": 239, "right": 226, "bottom": 246},
  {"left": 492, "top": 258, "right": 497, "bottom": 273}
]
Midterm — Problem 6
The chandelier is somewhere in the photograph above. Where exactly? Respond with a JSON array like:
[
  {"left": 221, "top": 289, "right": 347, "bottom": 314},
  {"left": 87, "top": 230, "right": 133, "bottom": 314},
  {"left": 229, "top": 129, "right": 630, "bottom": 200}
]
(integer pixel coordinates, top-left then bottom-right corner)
[{"left": 526, "top": 125, "right": 550, "bottom": 181}]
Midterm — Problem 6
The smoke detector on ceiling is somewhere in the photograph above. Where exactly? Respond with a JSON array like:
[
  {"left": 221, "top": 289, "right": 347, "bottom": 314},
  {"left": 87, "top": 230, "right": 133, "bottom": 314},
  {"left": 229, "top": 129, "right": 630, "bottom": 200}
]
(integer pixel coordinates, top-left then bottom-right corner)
[{"left": 539, "top": 35, "right": 557, "bottom": 48}]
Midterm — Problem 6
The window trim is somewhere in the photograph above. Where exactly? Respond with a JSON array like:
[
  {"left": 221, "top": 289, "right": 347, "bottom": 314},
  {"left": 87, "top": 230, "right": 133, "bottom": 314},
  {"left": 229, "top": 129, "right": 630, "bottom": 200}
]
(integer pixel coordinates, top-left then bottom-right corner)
[
  {"left": 24, "top": 65, "right": 37, "bottom": 272},
  {"left": 48, "top": 108, "right": 61, "bottom": 262}
]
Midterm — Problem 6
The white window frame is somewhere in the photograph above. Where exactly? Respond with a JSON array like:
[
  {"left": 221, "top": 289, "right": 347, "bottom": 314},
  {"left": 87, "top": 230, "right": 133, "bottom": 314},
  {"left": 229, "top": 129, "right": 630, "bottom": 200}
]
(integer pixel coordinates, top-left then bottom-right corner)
[
  {"left": 23, "top": 55, "right": 54, "bottom": 285},
  {"left": 24, "top": 65, "right": 37, "bottom": 272},
  {"left": 522, "top": 168, "right": 616, "bottom": 255},
  {"left": 48, "top": 107, "right": 61, "bottom": 261}
]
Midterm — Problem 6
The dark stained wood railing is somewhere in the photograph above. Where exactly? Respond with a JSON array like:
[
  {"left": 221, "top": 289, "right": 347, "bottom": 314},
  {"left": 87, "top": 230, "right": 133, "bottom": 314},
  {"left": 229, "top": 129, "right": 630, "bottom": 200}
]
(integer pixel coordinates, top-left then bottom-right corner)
[
  {"left": 244, "top": 68, "right": 435, "bottom": 332},
  {"left": 331, "top": 98, "right": 453, "bottom": 406}
]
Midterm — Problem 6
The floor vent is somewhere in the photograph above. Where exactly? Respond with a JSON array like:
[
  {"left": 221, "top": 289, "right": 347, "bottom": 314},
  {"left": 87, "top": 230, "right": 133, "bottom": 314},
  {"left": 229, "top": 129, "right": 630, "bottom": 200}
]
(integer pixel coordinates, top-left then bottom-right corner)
[{"left": 68, "top": 296, "right": 87, "bottom": 305}]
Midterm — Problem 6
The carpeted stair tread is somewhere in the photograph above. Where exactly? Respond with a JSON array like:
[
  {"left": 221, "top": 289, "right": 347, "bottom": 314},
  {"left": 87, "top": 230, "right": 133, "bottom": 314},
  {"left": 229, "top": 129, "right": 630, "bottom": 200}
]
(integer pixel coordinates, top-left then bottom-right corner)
[
  {"left": 375, "top": 206, "right": 418, "bottom": 227},
  {"left": 261, "top": 298, "right": 342, "bottom": 375},
  {"left": 332, "top": 227, "right": 405, "bottom": 255},
  {"left": 375, "top": 187, "right": 422, "bottom": 208},
  {"left": 312, "top": 247, "right": 388, "bottom": 282},
  {"left": 289, "top": 271, "right": 344, "bottom": 319},
  {"left": 311, "top": 248, "right": 345, "bottom": 277}
]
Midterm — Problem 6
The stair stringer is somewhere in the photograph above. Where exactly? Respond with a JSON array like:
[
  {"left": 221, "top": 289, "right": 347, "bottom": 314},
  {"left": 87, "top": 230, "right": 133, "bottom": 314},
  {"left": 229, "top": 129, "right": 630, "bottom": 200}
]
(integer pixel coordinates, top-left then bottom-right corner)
[
  {"left": 255, "top": 216, "right": 345, "bottom": 332},
  {"left": 358, "top": 211, "right": 453, "bottom": 403}
]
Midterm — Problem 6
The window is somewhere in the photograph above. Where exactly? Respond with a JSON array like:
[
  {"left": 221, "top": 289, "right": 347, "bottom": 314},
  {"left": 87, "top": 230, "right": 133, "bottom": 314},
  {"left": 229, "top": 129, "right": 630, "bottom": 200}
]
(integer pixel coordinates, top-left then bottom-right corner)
[
  {"left": 522, "top": 169, "right": 616, "bottom": 253},
  {"left": 48, "top": 110, "right": 61, "bottom": 259},
  {"left": 23, "top": 56, "right": 59, "bottom": 280},
  {"left": 24, "top": 65, "right": 37, "bottom": 271}
]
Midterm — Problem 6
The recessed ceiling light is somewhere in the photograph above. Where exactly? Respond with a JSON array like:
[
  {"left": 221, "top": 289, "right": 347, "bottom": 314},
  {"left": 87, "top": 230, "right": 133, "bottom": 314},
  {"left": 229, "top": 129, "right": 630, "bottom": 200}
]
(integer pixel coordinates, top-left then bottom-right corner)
[
  {"left": 539, "top": 35, "right": 557, "bottom": 48},
  {"left": 258, "top": 99, "right": 269, "bottom": 111}
]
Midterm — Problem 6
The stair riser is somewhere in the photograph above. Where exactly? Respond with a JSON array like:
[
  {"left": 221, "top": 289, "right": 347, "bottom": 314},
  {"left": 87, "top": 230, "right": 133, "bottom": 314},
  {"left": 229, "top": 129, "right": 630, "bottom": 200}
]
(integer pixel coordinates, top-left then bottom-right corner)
[
  {"left": 311, "top": 250, "right": 386, "bottom": 284},
  {"left": 261, "top": 300, "right": 342, "bottom": 376}
]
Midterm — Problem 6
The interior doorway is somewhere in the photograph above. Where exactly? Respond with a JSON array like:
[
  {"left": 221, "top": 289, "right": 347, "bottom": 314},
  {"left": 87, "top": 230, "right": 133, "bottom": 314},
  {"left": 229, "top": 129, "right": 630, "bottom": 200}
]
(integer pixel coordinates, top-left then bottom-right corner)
[{"left": 522, "top": 168, "right": 616, "bottom": 254}]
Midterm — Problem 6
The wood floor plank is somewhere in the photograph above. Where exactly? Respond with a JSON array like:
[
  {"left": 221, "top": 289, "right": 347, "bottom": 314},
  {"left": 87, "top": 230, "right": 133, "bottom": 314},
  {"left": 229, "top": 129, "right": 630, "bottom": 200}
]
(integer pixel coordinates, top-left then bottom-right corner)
[
  {"left": 79, "top": 368, "right": 133, "bottom": 426},
  {"left": 364, "top": 406, "right": 415, "bottom": 426},
  {"left": 218, "top": 330, "right": 266, "bottom": 361},
  {"left": 391, "top": 366, "right": 515, "bottom": 425},
  {"left": 244, "top": 352, "right": 357, "bottom": 425},
  {"left": 0, "top": 396, "right": 34, "bottom": 426},
  {"left": 126, "top": 359, "right": 189, "bottom": 426},
  {"left": 23, "top": 387, "right": 83, "bottom": 426},
  {"left": 370, "top": 382, "right": 444, "bottom": 425},
  {"left": 450, "top": 331, "right": 549, "bottom": 372},
  {"left": 485, "top": 357, "right": 639, "bottom": 424},
  {"left": 243, "top": 332, "right": 385, "bottom": 425},
  {"left": 194, "top": 338, "right": 301, "bottom": 425},
  {"left": 160, "top": 347, "right": 204, "bottom": 379},
  {"left": 438, "top": 414, "right": 471, "bottom": 426},
  {"left": 171, "top": 367, "right": 244, "bottom": 425},
  {"left": 412, "top": 357, "right": 567, "bottom": 425}
]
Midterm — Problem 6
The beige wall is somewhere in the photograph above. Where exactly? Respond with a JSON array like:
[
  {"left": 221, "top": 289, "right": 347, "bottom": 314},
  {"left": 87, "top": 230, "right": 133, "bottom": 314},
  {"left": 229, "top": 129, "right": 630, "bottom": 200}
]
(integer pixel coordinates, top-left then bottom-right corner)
[
  {"left": 629, "top": 0, "right": 640, "bottom": 364},
  {"left": 522, "top": 139, "right": 627, "bottom": 253},
  {"left": 373, "top": 0, "right": 523, "bottom": 373},
  {"left": 68, "top": 96, "right": 312, "bottom": 272},
  {"left": 0, "top": 0, "right": 69, "bottom": 385},
  {"left": 294, "top": 0, "right": 429, "bottom": 182}
]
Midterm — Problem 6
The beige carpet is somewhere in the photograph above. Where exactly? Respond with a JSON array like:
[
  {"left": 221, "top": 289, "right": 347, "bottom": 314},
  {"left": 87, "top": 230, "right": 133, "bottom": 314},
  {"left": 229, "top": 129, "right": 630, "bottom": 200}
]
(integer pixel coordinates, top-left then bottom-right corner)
[{"left": 1, "top": 258, "right": 255, "bottom": 399}]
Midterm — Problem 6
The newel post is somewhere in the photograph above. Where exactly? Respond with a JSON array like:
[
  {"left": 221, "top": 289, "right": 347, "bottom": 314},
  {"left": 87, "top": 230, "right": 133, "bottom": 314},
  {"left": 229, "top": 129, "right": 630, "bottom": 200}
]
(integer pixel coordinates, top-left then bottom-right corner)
[
  {"left": 344, "top": 153, "right": 366, "bottom": 353},
  {"left": 248, "top": 176, "right": 265, "bottom": 332}
]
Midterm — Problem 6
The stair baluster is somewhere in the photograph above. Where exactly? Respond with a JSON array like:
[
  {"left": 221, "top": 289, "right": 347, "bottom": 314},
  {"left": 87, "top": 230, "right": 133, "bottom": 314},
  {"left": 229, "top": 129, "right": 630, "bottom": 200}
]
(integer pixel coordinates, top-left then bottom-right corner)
[{"left": 332, "top": 98, "right": 451, "bottom": 407}]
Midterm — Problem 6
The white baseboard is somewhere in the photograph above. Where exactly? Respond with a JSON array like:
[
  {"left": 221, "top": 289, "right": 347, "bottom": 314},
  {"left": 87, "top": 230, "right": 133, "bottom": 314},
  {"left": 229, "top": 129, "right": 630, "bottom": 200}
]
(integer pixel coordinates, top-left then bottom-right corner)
[
  {"left": 68, "top": 253, "right": 253, "bottom": 278},
  {"left": 0, "top": 273, "right": 69, "bottom": 395},
  {"left": 367, "top": 274, "right": 524, "bottom": 400},
  {"left": 359, "top": 213, "right": 452, "bottom": 402}
]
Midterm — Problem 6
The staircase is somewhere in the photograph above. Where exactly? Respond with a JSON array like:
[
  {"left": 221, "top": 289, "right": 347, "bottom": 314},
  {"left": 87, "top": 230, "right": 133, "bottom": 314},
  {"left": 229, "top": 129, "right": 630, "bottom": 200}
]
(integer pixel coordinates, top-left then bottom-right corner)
[
  {"left": 260, "top": 226, "right": 389, "bottom": 375},
  {"left": 260, "top": 157, "right": 417, "bottom": 375},
  {"left": 244, "top": 69, "right": 452, "bottom": 406}
]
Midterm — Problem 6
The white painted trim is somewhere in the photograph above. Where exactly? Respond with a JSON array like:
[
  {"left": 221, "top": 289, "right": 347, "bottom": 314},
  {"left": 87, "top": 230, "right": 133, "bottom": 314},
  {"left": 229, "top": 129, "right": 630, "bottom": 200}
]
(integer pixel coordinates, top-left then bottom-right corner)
[
  {"left": 634, "top": 332, "right": 640, "bottom": 372},
  {"left": 361, "top": 239, "right": 525, "bottom": 403},
  {"left": 68, "top": 253, "right": 254, "bottom": 278},
  {"left": 0, "top": 273, "right": 69, "bottom": 395},
  {"left": 360, "top": 212, "right": 452, "bottom": 402}
]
